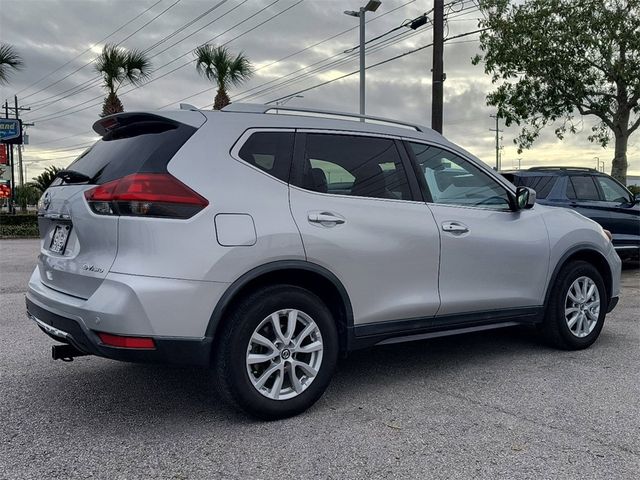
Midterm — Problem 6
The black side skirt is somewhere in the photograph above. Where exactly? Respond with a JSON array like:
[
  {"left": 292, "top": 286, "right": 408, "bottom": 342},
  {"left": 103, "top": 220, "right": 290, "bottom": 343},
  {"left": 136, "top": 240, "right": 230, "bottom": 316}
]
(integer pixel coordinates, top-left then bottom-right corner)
[{"left": 349, "top": 306, "right": 544, "bottom": 350}]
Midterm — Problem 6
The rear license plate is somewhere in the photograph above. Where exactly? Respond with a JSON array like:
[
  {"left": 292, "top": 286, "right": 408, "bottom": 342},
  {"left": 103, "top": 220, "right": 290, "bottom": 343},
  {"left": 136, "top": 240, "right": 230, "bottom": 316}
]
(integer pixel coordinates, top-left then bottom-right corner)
[{"left": 49, "top": 225, "right": 71, "bottom": 254}]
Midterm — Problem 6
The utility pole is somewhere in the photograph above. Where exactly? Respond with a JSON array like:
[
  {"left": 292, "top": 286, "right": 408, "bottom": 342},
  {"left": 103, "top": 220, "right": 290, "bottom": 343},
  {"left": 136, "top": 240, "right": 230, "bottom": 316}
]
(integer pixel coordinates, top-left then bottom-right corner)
[
  {"left": 6, "top": 96, "right": 31, "bottom": 211},
  {"left": 431, "top": 0, "right": 444, "bottom": 133},
  {"left": 489, "top": 114, "right": 503, "bottom": 171},
  {"left": 4, "top": 101, "right": 15, "bottom": 213}
]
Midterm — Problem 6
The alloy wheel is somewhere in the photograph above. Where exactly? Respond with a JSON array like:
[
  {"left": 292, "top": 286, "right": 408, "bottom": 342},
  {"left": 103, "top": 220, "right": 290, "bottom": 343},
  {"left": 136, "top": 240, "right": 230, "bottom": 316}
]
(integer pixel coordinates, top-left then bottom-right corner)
[
  {"left": 246, "top": 309, "right": 324, "bottom": 400},
  {"left": 564, "top": 276, "right": 600, "bottom": 338}
]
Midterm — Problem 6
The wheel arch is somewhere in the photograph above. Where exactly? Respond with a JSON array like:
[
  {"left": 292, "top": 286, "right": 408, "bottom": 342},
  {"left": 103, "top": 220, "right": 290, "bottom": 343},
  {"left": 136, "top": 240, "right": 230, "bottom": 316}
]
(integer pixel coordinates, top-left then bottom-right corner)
[
  {"left": 206, "top": 261, "right": 354, "bottom": 353},
  {"left": 544, "top": 245, "right": 613, "bottom": 307}
]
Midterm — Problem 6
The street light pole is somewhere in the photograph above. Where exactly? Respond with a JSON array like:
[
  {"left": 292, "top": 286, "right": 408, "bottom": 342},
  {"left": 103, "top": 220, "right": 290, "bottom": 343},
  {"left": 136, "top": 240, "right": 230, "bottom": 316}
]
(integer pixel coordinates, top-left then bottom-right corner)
[
  {"left": 359, "top": 7, "right": 365, "bottom": 117},
  {"left": 344, "top": 1, "right": 381, "bottom": 118}
]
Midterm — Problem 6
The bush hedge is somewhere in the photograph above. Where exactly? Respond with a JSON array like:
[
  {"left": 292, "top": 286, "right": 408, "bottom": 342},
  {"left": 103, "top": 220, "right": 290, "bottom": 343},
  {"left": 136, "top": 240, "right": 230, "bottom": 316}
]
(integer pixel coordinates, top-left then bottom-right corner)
[{"left": 0, "top": 214, "right": 39, "bottom": 237}]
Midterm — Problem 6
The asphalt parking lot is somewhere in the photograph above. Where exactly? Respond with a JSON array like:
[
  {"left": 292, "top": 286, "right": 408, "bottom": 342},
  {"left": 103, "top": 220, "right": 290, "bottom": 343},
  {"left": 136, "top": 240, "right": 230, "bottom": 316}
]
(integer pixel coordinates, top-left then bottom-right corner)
[{"left": 1, "top": 238, "right": 639, "bottom": 480}]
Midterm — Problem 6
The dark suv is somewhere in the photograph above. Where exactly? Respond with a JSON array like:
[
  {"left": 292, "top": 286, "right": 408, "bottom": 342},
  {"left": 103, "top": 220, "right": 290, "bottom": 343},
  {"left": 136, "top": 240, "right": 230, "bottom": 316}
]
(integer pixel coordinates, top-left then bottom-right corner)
[{"left": 502, "top": 167, "right": 639, "bottom": 260}]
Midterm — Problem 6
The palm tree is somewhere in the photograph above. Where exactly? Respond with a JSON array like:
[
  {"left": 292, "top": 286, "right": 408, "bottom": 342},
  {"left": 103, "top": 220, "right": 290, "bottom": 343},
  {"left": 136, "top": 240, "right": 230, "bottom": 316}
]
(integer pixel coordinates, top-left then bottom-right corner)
[
  {"left": 32, "top": 166, "right": 63, "bottom": 192},
  {"left": 0, "top": 44, "right": 23, "bottom": 85},
  {"left": 194, "top": 45, "right": 253, "bottom": 110},
  {"left": 94, "top": 44, "right": 151, "bottom": 117}
]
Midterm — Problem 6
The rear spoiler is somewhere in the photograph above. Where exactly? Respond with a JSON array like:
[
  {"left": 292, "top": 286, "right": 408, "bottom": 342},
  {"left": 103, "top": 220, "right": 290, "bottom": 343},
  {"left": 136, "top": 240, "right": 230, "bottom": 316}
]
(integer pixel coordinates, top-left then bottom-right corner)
[{"left": 93, "top": 111, "right": 206, "bottom": 137}]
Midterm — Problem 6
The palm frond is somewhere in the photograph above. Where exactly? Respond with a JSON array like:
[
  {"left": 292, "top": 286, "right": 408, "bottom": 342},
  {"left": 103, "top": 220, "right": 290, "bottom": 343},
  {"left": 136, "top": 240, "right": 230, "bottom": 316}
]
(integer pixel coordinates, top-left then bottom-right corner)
[
  {"left": 124, "top": 49, "right": 152, "bottom": 86},
  {"left": 0, "top": 43, "right": 24, "bottom": 85},
  {"left": 194, "top": 44, "right": 253, "bottom": 92}
]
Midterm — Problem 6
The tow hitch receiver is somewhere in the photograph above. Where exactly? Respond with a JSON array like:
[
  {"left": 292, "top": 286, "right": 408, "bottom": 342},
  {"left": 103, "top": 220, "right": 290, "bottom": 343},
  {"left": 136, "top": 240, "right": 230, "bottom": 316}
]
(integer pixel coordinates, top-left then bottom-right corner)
[{"left": 52, "top": 344, "right": 89, "bottom": 362}]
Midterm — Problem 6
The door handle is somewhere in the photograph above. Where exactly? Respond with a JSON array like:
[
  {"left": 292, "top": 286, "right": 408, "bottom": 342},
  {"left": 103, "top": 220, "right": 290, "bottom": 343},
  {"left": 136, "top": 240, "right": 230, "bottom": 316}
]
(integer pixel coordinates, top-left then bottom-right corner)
[
  {"left": 308, "top": 212, "right": 345, "bottom": 225},
  {"left": 442, "top": 221, "right": 469, "bottom": 233}
]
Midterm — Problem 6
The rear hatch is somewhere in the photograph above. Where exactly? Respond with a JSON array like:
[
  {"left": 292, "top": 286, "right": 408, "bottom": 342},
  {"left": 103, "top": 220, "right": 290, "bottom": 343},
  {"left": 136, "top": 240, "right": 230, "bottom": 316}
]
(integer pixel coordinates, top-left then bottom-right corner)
[{"left": 37, "top": 111, "right": 206, "bottom": 299}]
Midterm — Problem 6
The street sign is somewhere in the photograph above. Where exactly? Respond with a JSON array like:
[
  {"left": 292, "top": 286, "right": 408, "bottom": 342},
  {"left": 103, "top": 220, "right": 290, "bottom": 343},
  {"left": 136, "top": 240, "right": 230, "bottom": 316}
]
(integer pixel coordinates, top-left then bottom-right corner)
[{"left": 0, "top": 118, "right": 22, "bottom": 144}]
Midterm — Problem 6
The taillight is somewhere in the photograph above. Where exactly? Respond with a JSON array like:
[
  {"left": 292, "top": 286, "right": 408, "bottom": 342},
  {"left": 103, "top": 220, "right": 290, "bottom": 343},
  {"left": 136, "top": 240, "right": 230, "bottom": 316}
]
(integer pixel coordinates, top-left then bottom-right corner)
[{"left": 84, "top": 173, "right": 208, "bottom": 219}]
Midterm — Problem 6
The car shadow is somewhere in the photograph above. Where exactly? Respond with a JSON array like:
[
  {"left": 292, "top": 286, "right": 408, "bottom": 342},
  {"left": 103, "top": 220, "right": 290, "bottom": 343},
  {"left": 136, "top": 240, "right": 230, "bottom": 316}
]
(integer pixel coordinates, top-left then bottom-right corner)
[{"left": 29, "top": 326, "right": 554, "bottom": 427}]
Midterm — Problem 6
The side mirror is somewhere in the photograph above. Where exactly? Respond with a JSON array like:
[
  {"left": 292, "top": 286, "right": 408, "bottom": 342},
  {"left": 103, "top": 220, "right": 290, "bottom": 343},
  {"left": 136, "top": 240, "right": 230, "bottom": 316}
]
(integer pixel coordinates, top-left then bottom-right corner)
[
  {"left": 515, "top": 186, "right": 536, "bottom": 210},
  {"left": 634, "top": 193, "right": 640, "bottom": 204}
]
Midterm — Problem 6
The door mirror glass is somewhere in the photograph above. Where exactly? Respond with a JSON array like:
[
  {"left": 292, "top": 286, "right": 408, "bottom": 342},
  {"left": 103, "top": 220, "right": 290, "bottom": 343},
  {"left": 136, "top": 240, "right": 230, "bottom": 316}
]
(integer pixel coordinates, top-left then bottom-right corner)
[{"left": 516, "top": 186, "right": 536, "bottom": 209}]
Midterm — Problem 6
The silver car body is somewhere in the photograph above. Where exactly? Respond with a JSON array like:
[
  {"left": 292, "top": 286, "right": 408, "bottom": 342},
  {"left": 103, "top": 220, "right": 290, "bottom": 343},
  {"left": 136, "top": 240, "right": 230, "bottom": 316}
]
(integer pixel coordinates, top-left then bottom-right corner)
[{"left": 26, "top": 104, "right": 621, "bottom": 362}]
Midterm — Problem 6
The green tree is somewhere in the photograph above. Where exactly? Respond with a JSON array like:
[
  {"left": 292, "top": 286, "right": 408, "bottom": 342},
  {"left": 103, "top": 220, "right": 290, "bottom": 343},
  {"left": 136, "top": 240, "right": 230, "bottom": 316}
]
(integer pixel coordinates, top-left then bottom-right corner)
[
  {"left": 94, "top": 44, "right": 151, "bottom": 117},
  {"left": 194, "top": 45, "right": 253, "bottom": 110},
  {"left": 474, "top": 0, "right": 640, "bottom": 184},
  {"left": 32, "top": 166, "right": 63, "bottom": 192},
  {"left": 0, "top": 43, "right": 23, "bottom": 85},
  {"left": 15, "top": 182, "right": 41, "bottom": 208}
]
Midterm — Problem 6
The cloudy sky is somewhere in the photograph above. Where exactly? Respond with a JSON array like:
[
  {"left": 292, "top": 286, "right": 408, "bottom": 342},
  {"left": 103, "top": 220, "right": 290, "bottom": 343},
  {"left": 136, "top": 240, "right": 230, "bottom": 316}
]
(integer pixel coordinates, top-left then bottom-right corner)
[{"left": 1, "top": 0, "right": 638, "bottom": 180}]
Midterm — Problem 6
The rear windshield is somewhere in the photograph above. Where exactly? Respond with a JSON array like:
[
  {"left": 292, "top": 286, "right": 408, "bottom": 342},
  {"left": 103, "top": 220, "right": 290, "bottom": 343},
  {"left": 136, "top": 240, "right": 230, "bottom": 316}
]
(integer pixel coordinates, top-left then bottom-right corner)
[
  {"left": 63, "top": 120, "right": 196, "bottom": 184},
  {"left": 511, "top": 175, "right": 556, "bottom": 199}
]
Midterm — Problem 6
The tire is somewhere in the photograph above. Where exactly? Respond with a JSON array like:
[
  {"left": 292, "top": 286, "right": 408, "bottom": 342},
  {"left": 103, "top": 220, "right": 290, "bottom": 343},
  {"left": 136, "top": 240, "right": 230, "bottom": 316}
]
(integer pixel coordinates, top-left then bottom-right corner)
[
  {"left": 541, "top": 260, "right": 607, "bottom": 350},
  {"left": 214, "top": 284, "right": 338, "bottom": 420}
]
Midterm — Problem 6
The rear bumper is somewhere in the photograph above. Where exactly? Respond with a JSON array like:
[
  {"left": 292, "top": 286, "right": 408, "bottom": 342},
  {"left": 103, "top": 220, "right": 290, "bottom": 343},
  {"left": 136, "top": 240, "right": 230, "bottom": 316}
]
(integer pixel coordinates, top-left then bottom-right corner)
[
  {"left": 26, "top": 297, "right": 212, "bottom": 366},
  {"left": 26, "top": 267, "right": 230, "bottom": 367}
]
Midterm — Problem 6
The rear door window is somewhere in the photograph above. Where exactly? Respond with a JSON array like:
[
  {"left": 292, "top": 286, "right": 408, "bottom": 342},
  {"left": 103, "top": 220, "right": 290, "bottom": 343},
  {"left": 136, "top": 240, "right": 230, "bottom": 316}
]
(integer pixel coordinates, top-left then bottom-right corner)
[
  {"left": 65, "top": 120, "right": 196, "bottom": 185},
  {"left": 567, "top": 176, "right": 599, "bottom": 200},
  {"left": 238, "top": 131, "right": 295, "bottom": 182},
  {"left": 295, "top": 133, "right": 411, "bottom": 201}
]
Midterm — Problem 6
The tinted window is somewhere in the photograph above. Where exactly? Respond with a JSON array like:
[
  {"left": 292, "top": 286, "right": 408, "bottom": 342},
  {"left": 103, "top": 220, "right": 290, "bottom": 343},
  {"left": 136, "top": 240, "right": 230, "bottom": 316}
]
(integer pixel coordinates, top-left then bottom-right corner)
[
  {"left": 408, "top": 142, "right": 510, "bottom": 209},
  {"left": 238, "top": 131, "right": 294, "bottom": 182},
  {"left": 595, "top": 176, "right": 631, "bottom": 203},
  {"left": 568, "top": 176, "right": 599, "bottom": 200},
  {"left": 66, "top": 120, "right": 196, "bottom": 184},
  {"left": 512, "top": 175, "right": 556, "bottom": 199},
  {"left": 298, "top": 134, "right": 411, "bottom": 200}
]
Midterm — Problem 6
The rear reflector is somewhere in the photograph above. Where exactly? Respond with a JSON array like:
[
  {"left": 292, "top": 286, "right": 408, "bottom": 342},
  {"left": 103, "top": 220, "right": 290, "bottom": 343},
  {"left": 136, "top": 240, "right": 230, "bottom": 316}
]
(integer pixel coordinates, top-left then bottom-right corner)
[
  {"left": 97, "top": 332, "right": 156, "bottom": 349},
  {"left": 84, "top": 173, "right": 208, "bottom": 219}
]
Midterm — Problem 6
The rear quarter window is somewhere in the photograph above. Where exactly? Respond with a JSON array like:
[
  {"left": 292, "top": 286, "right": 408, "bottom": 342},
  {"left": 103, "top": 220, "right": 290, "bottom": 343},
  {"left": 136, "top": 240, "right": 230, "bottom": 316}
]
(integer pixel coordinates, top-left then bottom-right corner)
[{"left": 237, "top": 131, "right": 295, "bottom": 182}]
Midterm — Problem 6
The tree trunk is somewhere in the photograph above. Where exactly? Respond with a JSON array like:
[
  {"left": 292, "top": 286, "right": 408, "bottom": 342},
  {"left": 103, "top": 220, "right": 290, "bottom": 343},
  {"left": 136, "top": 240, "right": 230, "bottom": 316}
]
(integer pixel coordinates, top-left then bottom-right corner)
[
  {"left": 610, "top": 130, "right": 628, "bottom": 185},
  {"left": 213, "top": 88, "right": 230, "bottom": 110},
  {"left": 101, "top": 92, "right": 124, "bottom": 117}
]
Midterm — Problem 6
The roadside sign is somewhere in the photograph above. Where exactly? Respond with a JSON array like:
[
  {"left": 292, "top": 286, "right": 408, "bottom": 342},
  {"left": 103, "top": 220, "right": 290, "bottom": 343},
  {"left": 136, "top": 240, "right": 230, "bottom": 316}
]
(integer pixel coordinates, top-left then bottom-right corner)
[
  {"left": 0, "top": 118, "right": 22, "bottom": 144},
  {"left": 0, "top": 182, "right": 10, "bottom": 199},
  {"left": 0, "top": 164, "right": 11, "bottom": 182}
]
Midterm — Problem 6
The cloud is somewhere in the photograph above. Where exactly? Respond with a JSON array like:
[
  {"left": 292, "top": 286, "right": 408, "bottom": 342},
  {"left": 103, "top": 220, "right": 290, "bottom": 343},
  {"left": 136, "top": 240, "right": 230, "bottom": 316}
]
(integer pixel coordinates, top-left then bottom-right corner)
[{"left": 0, "top": 0, "right": 637, "bottom": 180}]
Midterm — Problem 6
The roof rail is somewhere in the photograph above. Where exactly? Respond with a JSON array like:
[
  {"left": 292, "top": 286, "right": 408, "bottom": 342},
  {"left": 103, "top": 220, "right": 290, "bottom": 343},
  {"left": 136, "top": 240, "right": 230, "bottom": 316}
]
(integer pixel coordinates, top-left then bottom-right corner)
[
  {"left": 221, "top": 103, "right": 424, "bottom": 132},
  {"left": 527, "top": 166, "right": 598, "bottom": 172}
]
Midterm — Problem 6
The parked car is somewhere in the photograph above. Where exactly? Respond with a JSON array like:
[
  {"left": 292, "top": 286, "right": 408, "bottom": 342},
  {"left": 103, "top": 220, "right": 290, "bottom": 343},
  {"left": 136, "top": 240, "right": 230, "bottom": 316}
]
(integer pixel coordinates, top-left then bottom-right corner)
[
  {"left": 27, "top": 104, "right": 621, "bottom": 419},
  {"left": 501, "top": 167, "right": 640, "bottom": 261}
]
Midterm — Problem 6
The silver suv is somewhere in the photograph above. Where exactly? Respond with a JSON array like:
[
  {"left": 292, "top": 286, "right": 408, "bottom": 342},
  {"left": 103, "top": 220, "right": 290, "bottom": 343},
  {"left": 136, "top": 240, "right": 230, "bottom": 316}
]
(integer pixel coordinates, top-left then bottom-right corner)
[{"left": 27, "top": 104, "right": 621, "bottom": 419}]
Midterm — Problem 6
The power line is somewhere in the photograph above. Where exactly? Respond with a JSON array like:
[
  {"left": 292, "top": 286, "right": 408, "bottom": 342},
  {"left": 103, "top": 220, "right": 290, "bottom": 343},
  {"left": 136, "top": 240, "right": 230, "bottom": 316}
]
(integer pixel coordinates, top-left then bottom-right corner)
[
  {"left": 27, "top": 0, "right": 244, "bottom": 114},
  {"left": 265, "top": 28, "right": 487, "bottom": 105},
  {"left": 226, "top": 4, "right": 480, "bottom": 106},
  {"left": 142, "top": 0, "right": 229, "bottom": 54},
  {"left": 21, "top": 0, "right": 179, "bottom": 103},
  {"left": 16, "top": 0, "right": 165, "bottom": 97},
  {"left": 31, "top": 0, "right": 304, "bottom": 124},
  {"left": 158, "top": 0, "right": 418, "bottom": 109}
]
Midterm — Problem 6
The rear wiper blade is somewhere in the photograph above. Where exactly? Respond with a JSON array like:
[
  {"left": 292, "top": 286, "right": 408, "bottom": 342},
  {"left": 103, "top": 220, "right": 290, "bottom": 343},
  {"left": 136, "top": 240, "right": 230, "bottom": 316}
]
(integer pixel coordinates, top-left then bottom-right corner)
[{"left": 57, "top": 169, "right": 91, "bottom": 184}]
